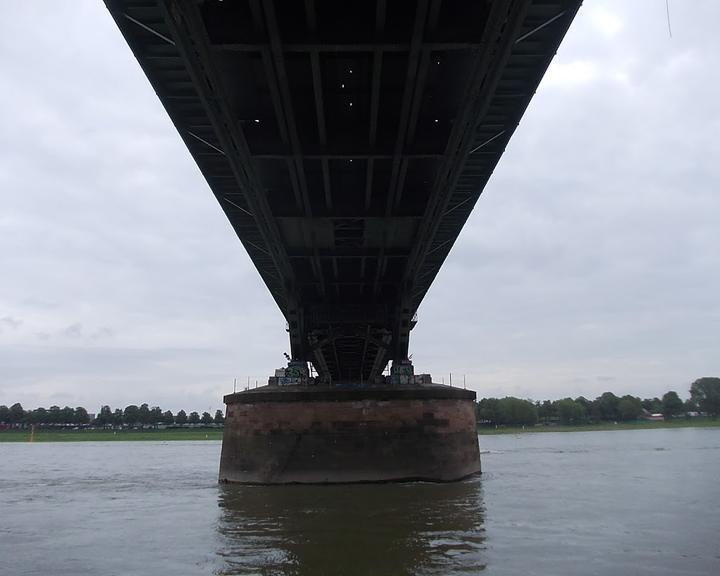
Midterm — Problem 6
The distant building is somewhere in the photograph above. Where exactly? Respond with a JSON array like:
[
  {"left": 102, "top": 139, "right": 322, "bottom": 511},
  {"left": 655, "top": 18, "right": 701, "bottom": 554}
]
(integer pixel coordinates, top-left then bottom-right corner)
[{"left": 641, "top": 409, "right": 664, "bottom": 422}]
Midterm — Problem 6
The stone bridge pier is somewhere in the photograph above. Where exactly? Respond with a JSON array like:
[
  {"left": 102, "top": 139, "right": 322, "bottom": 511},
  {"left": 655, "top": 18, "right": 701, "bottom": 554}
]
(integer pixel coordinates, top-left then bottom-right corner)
[{"left": 219, "top": 383, "right": 480, "bottom": 484}]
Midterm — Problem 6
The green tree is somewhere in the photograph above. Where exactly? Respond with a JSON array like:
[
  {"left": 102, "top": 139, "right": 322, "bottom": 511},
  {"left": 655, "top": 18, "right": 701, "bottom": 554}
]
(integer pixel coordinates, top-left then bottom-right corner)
[
  {"left": 188, "top": 411, "right": 200, "bottom": 425},
  {"left": 690, "top": 377, "right": 720, "bottom": 417},
  {"left": 497, "top": 397, "right": 538, "bottom": 426},
  {"left": 594, "top": 392, "right": 620, "bottom": 422},
  {"left": 149, "top": 406, "right": 163, "bottom": 426},
  {"left": 661, "top": 391, "right": 684, "bottom": 418},
  {"left": 96, "top": 405, "right": 113, "bottom": 426},
  {"left": 618, "top": 395, "right": 643, "bottom": 421},
  {"left": 162, "top": 410, "right": 174, "bottom": 425},
  {"left": 214, "top": 409, "right": 225, "bottom": 425},
  {"left": 537, "top": 400, "right": 556, "bottom": 423},
  {"left": 60, "top": 406, "right": 74, "bottom": 425},
  {"left": 201, "top": 411, "right": 213, "bottom": 425},
  {"left": 641, "top": 397, "right": 662, "bottom": 413},
  {"left": 35, "top": 407, "right": 50, "bottom": 424},
  {"left": 175, "top": 410, "right": 188, "bottom": 425},
  {"left": 684, "top": 398, "right": 698, "bottom": 413},
  {"left": 0, "top": 405, "right": 10, "bottom": 423},
  {"left": 477, "top": 398, "right": 500, "bottom": 425},
  {"left": 75, "top": 407, "right": 90, "bottom": 425},
  {"left": 556, "top": 398, "right": 586, "bottom": 424},
  {"left": 112, "top": 408, "right": 124, "bottom": 426},
  {"left": 138, "top": 403, "right": 151, "bottom": 426},
  {"left": 124, "top": 405, "right": 140, "bottom": 426},
  {"left": 9, "top": 403, "right": 24, "bottom": 424},
  {"left": 574, "top": 396, "right": 592, "bottom": 417},
  {"left": 23, "top": 408, "right": 35, "bottom": 424},
  {"left": 48, "top": 406, "right": 61, "bottom": 425}
]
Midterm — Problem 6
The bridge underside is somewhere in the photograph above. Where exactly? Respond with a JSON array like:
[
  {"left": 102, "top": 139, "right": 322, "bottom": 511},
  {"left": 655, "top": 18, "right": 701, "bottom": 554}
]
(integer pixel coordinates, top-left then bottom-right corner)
[{"left": 107, "top": 0, "right": 581, "bottom": 383}]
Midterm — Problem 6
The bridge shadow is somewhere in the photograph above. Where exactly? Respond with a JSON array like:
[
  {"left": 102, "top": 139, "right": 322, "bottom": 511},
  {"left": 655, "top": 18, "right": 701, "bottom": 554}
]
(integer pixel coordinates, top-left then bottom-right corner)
[{"left": 215, "top": 478, "right": 486, "bottom": 576}]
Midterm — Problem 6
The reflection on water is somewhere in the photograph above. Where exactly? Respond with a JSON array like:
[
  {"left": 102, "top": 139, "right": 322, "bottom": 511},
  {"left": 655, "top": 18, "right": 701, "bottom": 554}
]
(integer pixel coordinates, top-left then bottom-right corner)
[{"left": 216, "top": 480, "right": 486, "bottom": 576}]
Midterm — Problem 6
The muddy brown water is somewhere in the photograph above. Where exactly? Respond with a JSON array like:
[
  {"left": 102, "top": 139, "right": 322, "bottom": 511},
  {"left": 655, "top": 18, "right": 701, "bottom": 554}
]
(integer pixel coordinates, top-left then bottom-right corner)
[{"left": 1, "top": 428, "right": 718, "bottom": 575}]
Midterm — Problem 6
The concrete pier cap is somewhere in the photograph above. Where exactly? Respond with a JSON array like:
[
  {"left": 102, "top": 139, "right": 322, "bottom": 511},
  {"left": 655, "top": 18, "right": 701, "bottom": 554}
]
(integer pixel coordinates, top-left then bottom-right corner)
[{"left": 219, "top": 384, "right": 481, "bottom": 484}]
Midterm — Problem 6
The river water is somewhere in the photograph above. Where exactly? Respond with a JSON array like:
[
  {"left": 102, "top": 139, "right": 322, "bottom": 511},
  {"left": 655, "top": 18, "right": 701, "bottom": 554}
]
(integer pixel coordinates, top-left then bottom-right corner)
[{"left": 1, "top": 428, "right": 718, "bottom": 576}]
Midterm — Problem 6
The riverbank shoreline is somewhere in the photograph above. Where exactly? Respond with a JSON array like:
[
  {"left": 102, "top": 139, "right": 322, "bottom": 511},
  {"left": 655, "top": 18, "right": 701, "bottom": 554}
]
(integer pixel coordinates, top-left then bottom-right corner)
[
  {"left": 478, "top": 418, "right": 720, "bottom": 435},
  {"left": 0, "top": 428, "right": 223, "bottom": 442},
  {"left": 1, "top": 419, "right": 718, "bottom": 441}
]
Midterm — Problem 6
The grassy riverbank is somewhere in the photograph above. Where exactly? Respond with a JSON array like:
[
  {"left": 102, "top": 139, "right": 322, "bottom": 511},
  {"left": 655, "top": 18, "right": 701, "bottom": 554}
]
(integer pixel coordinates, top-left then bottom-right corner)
[
  {"left": 0, "top": 428, "right": 223, "bottom": 442},
  {"left": 478, "top": 418, "right": 720, "bottom": 435},
  {"left": 1, "top": 419, "right": 718, "bottom": 442}
]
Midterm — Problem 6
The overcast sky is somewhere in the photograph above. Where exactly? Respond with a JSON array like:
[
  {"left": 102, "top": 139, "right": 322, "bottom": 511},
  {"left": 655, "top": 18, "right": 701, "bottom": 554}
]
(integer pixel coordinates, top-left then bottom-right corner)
[{"left": 1, "top": 1, "right": 718, "bottom": 413}]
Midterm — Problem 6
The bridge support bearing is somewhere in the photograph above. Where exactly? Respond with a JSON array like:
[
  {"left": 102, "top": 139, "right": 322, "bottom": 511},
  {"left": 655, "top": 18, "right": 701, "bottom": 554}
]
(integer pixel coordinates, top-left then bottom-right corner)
[{"left": 219, "top": 385, "right": 481, "bottom": 484}]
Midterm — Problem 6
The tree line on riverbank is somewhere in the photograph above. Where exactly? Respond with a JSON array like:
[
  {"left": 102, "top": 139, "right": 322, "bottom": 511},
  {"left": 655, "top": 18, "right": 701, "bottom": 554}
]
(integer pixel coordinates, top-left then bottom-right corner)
[
  {"left": 477, "top": 377, "right": 720, "bottom": 427},
  {"left": 0, "top": 403, "right": 224, "bottom": 429},
  {"left": 3, "top": 378, "right": 718, "bottom": 429}
]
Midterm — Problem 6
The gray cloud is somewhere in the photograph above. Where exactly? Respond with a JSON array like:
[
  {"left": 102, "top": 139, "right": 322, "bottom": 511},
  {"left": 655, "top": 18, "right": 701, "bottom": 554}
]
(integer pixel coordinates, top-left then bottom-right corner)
[
  {"left": 62, "top": 323, "right": 83, "bottom": 339},
  {"left": 0, "top": 316, "right": 23, "bottom": 332},
  {"left": 1, "top": 0, "right": 718, "bottom": 410}
]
